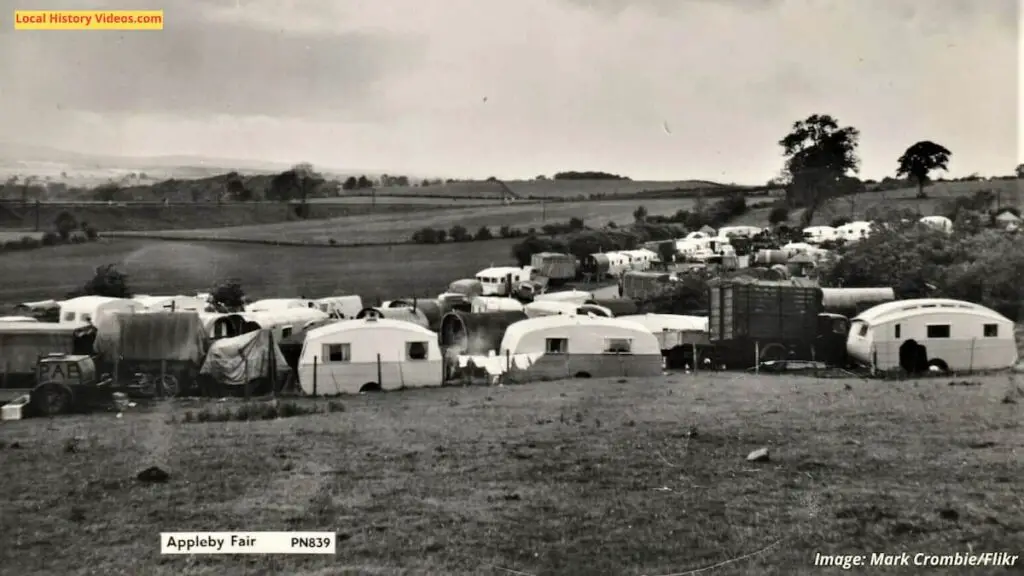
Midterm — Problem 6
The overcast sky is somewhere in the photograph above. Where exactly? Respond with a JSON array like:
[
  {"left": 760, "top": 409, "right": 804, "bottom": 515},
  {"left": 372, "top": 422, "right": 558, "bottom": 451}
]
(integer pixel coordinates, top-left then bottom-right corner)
[{"left": 1, "top": 0, "right": 1019, "bottom": 182}]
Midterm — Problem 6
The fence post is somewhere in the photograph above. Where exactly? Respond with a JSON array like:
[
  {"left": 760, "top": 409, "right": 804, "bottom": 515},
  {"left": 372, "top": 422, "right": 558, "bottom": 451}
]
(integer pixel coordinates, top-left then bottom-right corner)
[
  {"left": 969, "top": 338, "right": 976, "bottom": 374},
  {"left": 870, "top": 347, "right": 876, "bottom": 376},
  {"left": 754, "top": 341, "right": 760, "bottom": 375},
  {"left": 377, "top": 353, "right": 382, "bottom": 387},
  {"left": 161, "top": 359, "right": 168, "bottom": 398},
  {"left": 692, "top": 342, "right": 698, "bottom": 374},
  {"left": 312, "top": 355, "right": 318, "bottom": 397}
]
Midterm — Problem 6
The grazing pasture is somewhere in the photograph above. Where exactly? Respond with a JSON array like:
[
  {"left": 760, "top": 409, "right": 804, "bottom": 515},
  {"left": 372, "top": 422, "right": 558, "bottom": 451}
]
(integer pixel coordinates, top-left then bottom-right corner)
[
  {"left": 0, "top": 238, "right": 524, "bottom": 304},
  {"left": 378, "top": 179, "right": 726, "bottom": 199},
  {"left": 1, "top": 373, "right": 1020, "bottom": 576},
  {"left": 105, "top": 199, "right": 695, "bottom": 245},
  {"left": 0, "top": 199, "right": 494, "bottom": 233},
  {"left": 731, "top": 180, "right": 1023, "bottom": 227}
]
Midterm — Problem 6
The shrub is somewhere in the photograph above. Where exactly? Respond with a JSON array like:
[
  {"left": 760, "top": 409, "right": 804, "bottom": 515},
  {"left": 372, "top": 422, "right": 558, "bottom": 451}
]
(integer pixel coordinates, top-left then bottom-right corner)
[
  {"left": 19, "top": 235, "right": 40, "bottom": 249},
  {"left": 449, "top": 225, "right": 470, "bottom": 242},
  {"left": 54, "top": 211, "right": 77, "bottom": 240},
  {"left": 41, "top": 231, "right": 60, "bottom": 246},
  {"left": 474, "top": 226, "right": 493, "bottom": 241},
  {"left": 411, "top": 227, "right": 444, "bottom": 244},
  {"left": 768, "top": 205, "right": 790, "bottom": 224},
  {"left": 68, "top": 231, "right": 88, "bottom": 244}
]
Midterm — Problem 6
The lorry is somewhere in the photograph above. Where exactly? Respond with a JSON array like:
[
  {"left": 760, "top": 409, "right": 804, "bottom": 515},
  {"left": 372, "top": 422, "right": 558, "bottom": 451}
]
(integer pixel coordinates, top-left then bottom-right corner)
[{"left": 707, "top": 278, "right": 849, "bottom": 368}]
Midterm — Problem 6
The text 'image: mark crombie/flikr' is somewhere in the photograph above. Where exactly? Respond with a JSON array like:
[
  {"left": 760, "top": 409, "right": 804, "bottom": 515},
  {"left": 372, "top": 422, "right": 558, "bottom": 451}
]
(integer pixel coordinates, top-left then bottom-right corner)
[{"left": 13, "top": 10, "right": 164, "bottom": 30}]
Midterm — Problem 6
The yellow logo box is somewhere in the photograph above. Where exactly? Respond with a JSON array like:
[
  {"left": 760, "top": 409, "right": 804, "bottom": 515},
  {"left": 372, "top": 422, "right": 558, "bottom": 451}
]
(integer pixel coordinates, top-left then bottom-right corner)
[{"left": 14, "top": 10, "right": 164, "bottom": 30}]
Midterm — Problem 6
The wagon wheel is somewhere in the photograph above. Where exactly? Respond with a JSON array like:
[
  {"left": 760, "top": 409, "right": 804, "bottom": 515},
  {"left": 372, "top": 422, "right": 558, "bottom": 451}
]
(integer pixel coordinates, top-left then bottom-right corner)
[
  {"left": 158, "top": 374, "right": 180, "bottom": 398},
  {"left": 758, "top": 343, "right": 787, "bottom": 363},
  {"left": 33, "top": 382, "right": 72, "bottom": 416}
]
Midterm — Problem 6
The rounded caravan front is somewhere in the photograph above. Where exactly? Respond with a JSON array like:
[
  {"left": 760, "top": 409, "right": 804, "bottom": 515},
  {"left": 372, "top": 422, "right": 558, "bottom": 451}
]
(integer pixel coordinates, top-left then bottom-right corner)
[
  {"left": 846, "top": 298, "right": 1018, "bottom": 372},
  {"left": 837, "top": 221, "right": 873, "bottom": 242},
  {"left": 58, "top": 296, "right": 143, "bottom": 326},
  {"left": 471, "top": 297, "right": 525, "bottom": 313},
  {"left": 919, "top": 215, "right": 953, "bottom": 233},
  {"left": 802, "top": 226, "right": 838, "bottom": 245},
  {"left": 315, "top": 296, "right": 364, "bottom": 319},
  {"left": 499, "top": 314, "right": 662, "bottom": 381},
  {"left": 243, "top": 308, "right": 329, "bottom": 340},
  {"left": 298, "top": 317, "right": 442, "bottom": 395}
]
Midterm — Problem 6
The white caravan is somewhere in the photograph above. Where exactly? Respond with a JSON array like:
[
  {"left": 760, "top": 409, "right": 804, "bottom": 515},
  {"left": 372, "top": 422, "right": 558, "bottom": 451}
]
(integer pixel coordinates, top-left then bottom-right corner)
[
  {"left": 919, "top": 215, "right": 953, "bottom": 233},
  {"left": 315, "top": 295, "right": 364, "bottom": 319},
  {"left": 846, "top": 298, "right": 1018, "bottom": 372},
  {"left": 802, "top": 226, "right": 838, "bottom": 245},
  {"left": 836, "top": 221, "right": 873, "bottom": 242},
  {"left": 499, "top": 314, "right": 662, "bottom": 381},
  {"left": 298, "top": 316, "right": 443, "bottom": 395},
  {"left": 475, "top": 266, "right": 533, "bottom": 296},
  {"left": 58, "top": 296, "right": 142, "bottom": 326}
]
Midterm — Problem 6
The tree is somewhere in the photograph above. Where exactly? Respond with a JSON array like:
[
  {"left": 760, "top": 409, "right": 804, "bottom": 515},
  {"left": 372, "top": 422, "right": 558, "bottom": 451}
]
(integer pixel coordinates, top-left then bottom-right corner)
[
  {"left": 211, "top": 280, "right": 245, "bottom": 311},
  {"left": 54, "top": 211, "right": 78, "bottom": 240},
  {"left": 633, "top": 205, "right": 648, "bottom": 223},
  {"left": 449, "top": 225, "right": 470, "bottom": 242},
  {"left": 357, "top": 175, "right": 372, "bottom": 189},
  {"left": 1016, "top": 164, "right": 1024, "bottom": 178},
  {"left": 342, "top": 176, "right": 358, "bottom": 190},
  {"left": 896, "top": 141, "right": 951, "bottom": 199},
  {"left": 83, "top": 264, "right": 132, "bottom": 298},
  {"left": 768, "top": 205, "right": 789, "bottom": 224},
  {"left": 779, "top": 114, "right": 860, "bottom": 227}
]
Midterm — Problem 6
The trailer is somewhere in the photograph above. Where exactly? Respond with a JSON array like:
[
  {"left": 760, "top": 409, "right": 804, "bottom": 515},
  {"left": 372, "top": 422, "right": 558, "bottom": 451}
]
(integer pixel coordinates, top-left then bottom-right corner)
[{"left": 707, "top": 279, "right": 844, "bottom": 368}]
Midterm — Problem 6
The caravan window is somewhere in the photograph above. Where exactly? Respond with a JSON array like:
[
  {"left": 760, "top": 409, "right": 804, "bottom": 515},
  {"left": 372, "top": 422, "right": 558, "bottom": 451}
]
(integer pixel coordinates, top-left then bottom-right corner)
[
  {"left": 63, "top": 312, "right": 76, "bottom": 322},
  {"left": 894, "top": 324, "right": 901, "bottom": 339},
  {"left": 407, "top": 342, "right": 428, "bottom": 361},
  {"left": 926, "top": 325, "right": 950, "bottom": 339},
  {"left": 604, "top": 338, "right": 632, "bottom": 354},
  {"left": 324, "top": 343, "right": 350, "bottom": 363},
  {"left": 545, "top": 338, "right": 568, "bottom": 354},
  {"left": 857, "top": 323, "right": 867, "bottom": 337},
  {"left": 984, "top": 324, "right": 999, "bottom": 337},
  {"left": 281, "top": 327, "right": 293, "bottom": 338}
]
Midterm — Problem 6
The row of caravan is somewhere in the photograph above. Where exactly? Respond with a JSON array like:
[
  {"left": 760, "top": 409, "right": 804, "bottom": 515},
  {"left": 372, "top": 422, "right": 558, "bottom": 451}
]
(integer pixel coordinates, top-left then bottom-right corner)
[{"left": 800, "top": 216, "right": 954, "bottom": 246}]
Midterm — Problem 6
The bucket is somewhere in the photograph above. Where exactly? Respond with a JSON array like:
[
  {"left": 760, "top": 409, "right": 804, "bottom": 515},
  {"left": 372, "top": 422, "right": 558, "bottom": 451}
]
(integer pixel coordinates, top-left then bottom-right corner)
[{"left": 1, "top": 394, "right": 30, "bottom": 421}]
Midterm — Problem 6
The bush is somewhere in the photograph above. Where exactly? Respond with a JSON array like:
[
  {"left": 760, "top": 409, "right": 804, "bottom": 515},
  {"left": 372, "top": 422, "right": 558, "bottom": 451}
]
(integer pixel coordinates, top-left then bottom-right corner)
[
  {"left": 449, "top": 225, "right": 470, "bottom": 242},
  {"left": 54, "top": 211, "right": 77, "bottom": 240},
  {"left": 41, "top": 231, "right": 60, "bottom": 246},
  {"left": 411, "top": 227, "right": 444, "bottom": 244},
  {"left": 19, "top": 235, "right": 40, "bottom": 249},
  {"left": 474, "top": 226, "right": 493, "bottom": 241},
  {"left": 768, "top": 205, "right": 790, "bottom": 224}
]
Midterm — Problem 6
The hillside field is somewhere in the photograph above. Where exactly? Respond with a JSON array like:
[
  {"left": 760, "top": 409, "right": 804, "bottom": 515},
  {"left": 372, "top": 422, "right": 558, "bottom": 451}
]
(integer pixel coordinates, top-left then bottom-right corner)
[
  {"left": 105, "top": 199, "right": 695, "bottom": 246},
  {"left": 0, "top": 238, "right": 526, "bottom": 305},
  {"left": 378, "top": 179, "right": 726, "bottom": 199},
  {"left": 0, "top": 198, "right": 497, "bottom": 234},
  {"left": 731, "top": 179, "right": 1023, "bottom": 227},
  {"left": 1, "top": 373, "right": 1020, "bottom": 575}
]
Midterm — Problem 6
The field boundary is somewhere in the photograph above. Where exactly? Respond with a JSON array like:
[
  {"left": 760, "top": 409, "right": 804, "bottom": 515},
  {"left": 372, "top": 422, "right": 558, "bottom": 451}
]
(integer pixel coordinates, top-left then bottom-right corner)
[{"left": 97, "top": 231, "right": 526, "bottom": 249}]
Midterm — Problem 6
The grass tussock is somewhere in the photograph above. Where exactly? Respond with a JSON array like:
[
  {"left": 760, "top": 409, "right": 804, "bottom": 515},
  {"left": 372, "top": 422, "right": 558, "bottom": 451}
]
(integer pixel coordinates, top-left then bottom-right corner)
[{"left": 174, "top": 399, "right": 345, "bottom": 424}]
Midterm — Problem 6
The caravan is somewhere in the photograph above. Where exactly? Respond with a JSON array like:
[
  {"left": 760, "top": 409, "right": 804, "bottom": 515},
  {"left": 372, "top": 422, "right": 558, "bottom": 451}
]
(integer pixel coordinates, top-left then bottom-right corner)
[
  {"left": 475, "top": 267, "right": 533, "bottom": 296},
  {"left": 499, "top": 315, "right": 662, "bottom": 381},
  {"left": 315, "top": 296, "right": 364, "bottom": 319},
  {"left": 846, "top": 298, "right": 1018, "bottom": 372},
  {"left": 298, "top": 317, "right": 443, "bottom": 394},
  {"left": 59, "top": 296, "right": 143, "bottom": 326}
]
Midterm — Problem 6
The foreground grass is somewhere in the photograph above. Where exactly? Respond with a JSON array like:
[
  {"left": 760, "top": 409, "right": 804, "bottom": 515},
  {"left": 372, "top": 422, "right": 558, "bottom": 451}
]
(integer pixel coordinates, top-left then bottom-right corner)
[
  {"left": 104, "top": 198, "right": 697, "bottom": 245},
  {"left": 1, "top": 373, "right": 1020, "bottom": 576}
]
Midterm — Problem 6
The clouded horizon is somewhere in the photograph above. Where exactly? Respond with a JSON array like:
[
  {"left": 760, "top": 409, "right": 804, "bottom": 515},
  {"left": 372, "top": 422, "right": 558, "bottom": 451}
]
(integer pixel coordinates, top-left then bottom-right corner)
[{"left": 1, "top": 0, "right": 1019, "bottom": 183}]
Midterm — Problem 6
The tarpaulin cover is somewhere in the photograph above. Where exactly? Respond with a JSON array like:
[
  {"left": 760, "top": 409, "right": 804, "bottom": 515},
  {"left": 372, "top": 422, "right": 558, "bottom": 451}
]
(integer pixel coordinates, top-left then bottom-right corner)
[
  {"left": 94, "top": 312, "right": 208, "bottom": 363},
  {"left": 199, "top": 329, "right": 290, "bottom": 387}
]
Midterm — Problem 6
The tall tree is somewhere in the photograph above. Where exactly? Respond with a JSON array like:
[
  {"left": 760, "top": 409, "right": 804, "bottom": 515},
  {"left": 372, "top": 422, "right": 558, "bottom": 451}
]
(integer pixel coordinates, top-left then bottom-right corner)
[
  {"left": 896, "top": 141, "right": 951, "bottom": 198},
  {"left": 779, "top": 114, "right": 860, "bottom": 227}
]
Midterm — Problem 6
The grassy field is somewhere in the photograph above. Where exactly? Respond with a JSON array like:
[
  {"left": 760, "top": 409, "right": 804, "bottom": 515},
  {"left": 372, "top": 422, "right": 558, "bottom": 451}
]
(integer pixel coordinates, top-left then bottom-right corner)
[
  {"left": 0, "top": 231, "right": 44, "bottom": 242},
  {"left": 0, "top": 238, "right": 525, "bottom": 304},
  {"left": 730, "top": 180, "right": 1023, "bottom": 227},
  {"left": 1, "top": 373, "right": 1020, "bottom": 575},
  {"left": 106, "top": 199, "right": 694, "bottom": 245},
  {"left": 380, "top": 179, "right": 726, "bottom": 199},
  {"left": 0, "top": 199, "right": 495, "bottom": 233}
]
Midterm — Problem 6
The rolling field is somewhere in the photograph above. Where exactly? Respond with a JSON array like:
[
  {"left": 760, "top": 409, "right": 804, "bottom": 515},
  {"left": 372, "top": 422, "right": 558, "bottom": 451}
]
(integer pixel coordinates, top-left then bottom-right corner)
[
  {"left": 1, "top": 373, "right": 1020, "bottom": 575},
  {"left": 105, "top": 199, "right": 694, "bottom": 245},
  {"left": 378, "top": 179, "right": 726, "bottom": 199},
  {"left": 729, "top": 180, "right": 1023, "bottom": 227},
  {"left": 0, "top": 238, "right": 525, "bottom": 304},
  {"left": 0, "top": 199, "right": 494, "bottom": 233}
]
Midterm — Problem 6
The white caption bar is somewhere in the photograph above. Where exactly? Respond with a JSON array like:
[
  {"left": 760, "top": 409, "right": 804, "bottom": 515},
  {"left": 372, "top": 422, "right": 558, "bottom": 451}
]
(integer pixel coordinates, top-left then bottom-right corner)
[{"left": 161, "top": 532, "right": 336, "bottom": 554}]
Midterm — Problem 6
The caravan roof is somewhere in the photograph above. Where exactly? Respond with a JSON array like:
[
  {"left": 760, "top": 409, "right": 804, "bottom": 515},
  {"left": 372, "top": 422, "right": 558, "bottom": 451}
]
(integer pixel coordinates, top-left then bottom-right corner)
[
  {"left": 501, "top": 314, "right": 652, "bottom": 352},
  {"left": 305, "top": 317, "right": 435, "bottom": 341},
  {"left": 852, "top": 298, "right": 1009, "bottom": 327}
]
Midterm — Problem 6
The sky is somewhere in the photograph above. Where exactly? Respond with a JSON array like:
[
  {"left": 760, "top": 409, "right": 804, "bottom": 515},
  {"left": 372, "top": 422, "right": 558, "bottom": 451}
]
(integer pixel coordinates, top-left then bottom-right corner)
[{"left": 1, "top": 0, "right": 1019, "bottom": 183}]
